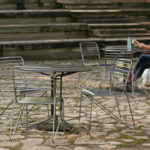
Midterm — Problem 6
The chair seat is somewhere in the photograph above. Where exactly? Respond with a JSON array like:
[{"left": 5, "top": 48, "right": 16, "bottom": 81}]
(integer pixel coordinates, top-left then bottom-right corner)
[
  {"left": 19, "top": 87, "right": 48, "bottom": 93},
  {"left": 107, "top": 68, "right": 115, "bottom": 73},
  {"left": 18, "top": 96, "right": 61, "bottom": 105},
  {"left": 82, "top": 88, "right": 122, "bottom": 96}
]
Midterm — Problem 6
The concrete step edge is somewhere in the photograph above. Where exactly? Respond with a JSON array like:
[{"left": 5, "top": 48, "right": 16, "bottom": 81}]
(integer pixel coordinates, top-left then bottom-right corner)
[
  {"left": 0, "top": 23, "right": 87, "bottom": 28},
  {"left": 0, "top": 38, "right": 101, "bottom": 45}
]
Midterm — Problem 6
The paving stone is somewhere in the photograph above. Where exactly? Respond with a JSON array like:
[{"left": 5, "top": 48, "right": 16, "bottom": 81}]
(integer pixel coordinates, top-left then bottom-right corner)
[
  {"left": 1, "top": 59, "right": 150, "bottom": 149},
  {"left": 133, "top": 136, "right": 148, "bottom": 140},
  {"left": 0, "top": 135, "right": 9, "bottom": 141},
  {"left": 74, "top": 147, "right": 87, "bottom": 150},
  {"left": 105, "top": 133, "right": 120, "bottom": 139},
  {"left": 0, "top": 141, "right": 20, "bottom": 148},
  {"left": 90, "top": 132, "right": 107, "bottom": 137},
  {"left": 116, "top": 147, "right": 149, "bottom": 150},
  {"left": 100, "top": 144, "right": 116, "bottom": 150},
  {"left": 74, "top": 135, "right": 91, "bottom": 144},
  {"left": 109, "top": 141, "right": 121, "bottom": 145},
  {"left": 13, "top": 135, "right": 25, "bottom": 139},
  {"left": 22, "top": 146, "right": 55, "bottom": 150},
  {"left": 142, "top": 143, "right": 150, "bottom": 146},
  {"left": 122, "top": 139, "right": 134, "bottom": 142},
  {"left": 21, "top": 138, "right": 44, "bottom": 150},
  {"left": 44, "top": 138, "right": 70, "bottom": 146},
  {"left": 55, "top": 146, "right": 72, "bottom": 150}
]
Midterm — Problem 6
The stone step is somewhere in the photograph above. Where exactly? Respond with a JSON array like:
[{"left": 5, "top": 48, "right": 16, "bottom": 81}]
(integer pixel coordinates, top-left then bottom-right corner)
[
  {"left": 0, "top": 23, "right": 87, "bottom": 33},
  {"left": 0, "top": 0, "right": 55, "bottom": 3},
  {"left": 93, "top": 33, "right": 150, "bottom": 38},
  {"left": 88, "top": 23, "right": 142, "bottom": 29},
  {"left": 1, "top": 37, "right": 150, "bottom": 59},
  {"left": 0, "top": 9, "right": 72, "bottom": 25},
  {"left": 140, "top": 22, "right": 150, "bottom": 30},
  {"left": 0, "top": 4, "right": 17, "bottom": 10},
  {"left": 92, "top": 28, "right": 147, "bottom": 34},
  {"left": 71, "top": 9, "right": 150, "bottom": 16},
  {"left": 0, "top": 32, "right": 88, "bottom": 42},
  {"left": 59, "top": 2, "right": 150, "bottom": 8},
  {"left": 57, "top": 0, "right": 111, "bottom": 4},
  {"left": 102, "top": 37, "right": 150, "bottom": 46},
  {"left": 65, "top": 6, "right": 118, "bottom": 10},
  {"left": 0, "top": 38, "right": 101, "bottom": 60},
  {"left": 0, "top": 4, "right": 57, "bottom": 10},
  {"left": 0, "top": 0, "right": 57, "bottom": 10},
  {"left": 77, "top": 18, "right": 135, "bottom": 24},
  {"left": 0, "top": 9, "right": 71, "bottom": 18},
  {"left": 0, "top": 23, "right": 88, "bottom": 41},
  {"left": 73, "top": 14, "right": 129, "bottom": 19}
]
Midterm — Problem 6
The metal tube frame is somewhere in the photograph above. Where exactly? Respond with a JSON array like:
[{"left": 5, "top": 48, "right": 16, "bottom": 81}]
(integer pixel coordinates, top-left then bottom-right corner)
[{"left": 79, "top": 91, "right": 135, "bottom": 131}]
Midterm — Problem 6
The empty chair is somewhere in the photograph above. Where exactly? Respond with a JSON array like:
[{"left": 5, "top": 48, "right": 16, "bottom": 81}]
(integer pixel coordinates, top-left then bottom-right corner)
[
  {"left": 79, "top": 59, "right": 135, "bottom": 130},
  {"left": 80, "top": 42, "right": 101, "bottom": 66},
  {"left": 10, "top": 65, "right": 62, "bottom": 141},
  {"left": 79, "top": 42, "right": 106, "bottom": 86},
  {"left": 0, "top": 56, "right": 24, "bottom": 116}
]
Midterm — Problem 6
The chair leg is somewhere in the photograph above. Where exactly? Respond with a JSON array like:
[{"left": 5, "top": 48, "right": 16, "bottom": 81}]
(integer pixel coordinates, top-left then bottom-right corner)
[
  {"left": 115, "top": 96, "right": 122, "bottom": 119},
  {"left": 0, "top": 100, "right": 13, "bottom": 116},
  {"left": 79, "top": 92, "right": 93, "bottom": 131},
  {"left": 52, "top": 97, "right": 57, "bottom": 143},
  {"left": 79, "top": 92, "right": 82, "bottom": 123},
  {"left": 60, "top": 99, "right": 64, "bottom": 120},
  {"left": 125, "top": 93, "right": 135, "bottom": 127},
  {"left": 10, "top": 104, "right": 25, "bottom": 141},
  {"left": 89, "top": 99, "right": 93, "bottom": 131},
  {"left": 88, "top": 95, "right": 131, "bottom": 128},
  {"left": 109, "top": 72, "right": 112, "bottom": 88},
  {"left": 10, "top": 99, "right": 15, "bottom": 139},
  {"left": 25, "top": 105, "right": 29, "bottom": 132}
]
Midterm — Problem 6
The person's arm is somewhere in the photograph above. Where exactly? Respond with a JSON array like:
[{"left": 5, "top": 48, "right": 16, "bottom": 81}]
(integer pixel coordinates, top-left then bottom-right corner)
[{"left": 139, "top": 43, "right": 150, "bottom": 50}]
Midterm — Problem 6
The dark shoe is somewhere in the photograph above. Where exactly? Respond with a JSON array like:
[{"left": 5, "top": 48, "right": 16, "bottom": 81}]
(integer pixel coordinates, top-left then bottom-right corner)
[{"left": 126, "top": 84, "right": 132, "bottom": 92}]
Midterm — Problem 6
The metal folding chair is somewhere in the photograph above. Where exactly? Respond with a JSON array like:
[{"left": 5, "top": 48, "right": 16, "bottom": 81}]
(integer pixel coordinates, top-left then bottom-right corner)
[
  {"left": 104, "top": 46, "right": 135, "bottom": 95},
  {"left": 80, "top": 42, "right": 102, "bottom": 66},
  {"left": 79, "top": 59, "right": 135, "bottom": 130},
  {"left": 0, "top": 56, "right": 24, "bottom": 116},
  {"left": 10, "top": 65, "right": 62, "bottom": 142},
  {"left": 79, "top": 42, "right": 106, "bottom": 87}
]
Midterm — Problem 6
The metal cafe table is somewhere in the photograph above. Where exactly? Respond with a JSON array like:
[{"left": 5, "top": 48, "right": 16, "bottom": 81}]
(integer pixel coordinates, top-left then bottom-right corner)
[{"left": 21, "top": 64, "right": 92, "bottom": 141}]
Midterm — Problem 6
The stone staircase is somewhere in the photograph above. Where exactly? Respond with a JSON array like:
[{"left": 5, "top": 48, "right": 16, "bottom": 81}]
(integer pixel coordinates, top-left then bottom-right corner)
[
  {"left": 2, "top": 0, "right": 150, "bottom": 59},
  {"left": 0, "top": 0, "right": 57, "bottom": 10},
  {"left": 58, "top": 0, "right": 150, "bottom": 46},
  {"left": 0, "top": 0, "right": 100, "bottom": 60}
]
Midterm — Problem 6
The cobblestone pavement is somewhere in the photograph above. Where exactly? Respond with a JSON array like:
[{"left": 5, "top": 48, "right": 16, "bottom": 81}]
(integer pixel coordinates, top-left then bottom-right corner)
[{"left": 1, "top": 59, "right": 150, "bottom": 150}]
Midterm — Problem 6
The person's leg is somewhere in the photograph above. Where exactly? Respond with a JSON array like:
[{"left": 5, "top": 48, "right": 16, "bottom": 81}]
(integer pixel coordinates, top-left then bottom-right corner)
[
  {"left": 128, "top": 54, "right": 150, "bottom": 84},
  {"left": 133, "top": 54, "right": 150, "bottom": 79}
]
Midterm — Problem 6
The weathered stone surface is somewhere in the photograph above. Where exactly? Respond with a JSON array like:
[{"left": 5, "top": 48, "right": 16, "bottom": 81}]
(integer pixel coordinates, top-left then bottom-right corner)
[
  {"left": 21, "top": 138, "right": 44, "bottom": 150},
  {"left": 0, "top": 141, "right": 20, "bottom": 148},
  {"left": 22, "top": 146, "right": 55, "bottom": 150},
  {"left": 0, "top": 59, "right": 150, "bottom": 150},
  {"left": 0, "top": 135, "right": 9, "bottom": 141}
]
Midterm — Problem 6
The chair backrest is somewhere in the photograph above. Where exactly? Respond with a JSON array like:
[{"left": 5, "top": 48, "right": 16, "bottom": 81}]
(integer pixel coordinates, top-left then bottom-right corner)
[
  {"left": 13, "top": 65, "right": 52, "bottom": 103},
  {"left": 104, "top": 46, "right": 133, "bottom": 69},
  {"left": 79, "top": 42, "right": 101, "bottom": 66},
  {"left": 111, "top": 58, "right": 132, "bottom": 93},
  {"left": 0, "top": 56, "right": 24, "bottom": 92}
]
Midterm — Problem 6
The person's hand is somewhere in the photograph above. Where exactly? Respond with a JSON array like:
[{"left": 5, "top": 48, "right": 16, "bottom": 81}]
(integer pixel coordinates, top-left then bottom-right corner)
[{"left": 139, "top": 43, "right": 146, "bottom": 49}]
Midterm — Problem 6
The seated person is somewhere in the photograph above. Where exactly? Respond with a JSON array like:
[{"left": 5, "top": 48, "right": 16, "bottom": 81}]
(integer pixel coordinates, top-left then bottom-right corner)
[{"left": 128, "top": 41, "right": 150, "bottom": 83}]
